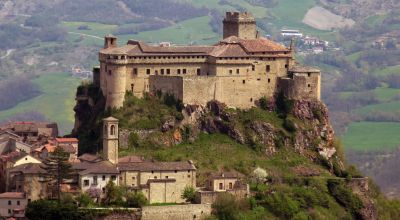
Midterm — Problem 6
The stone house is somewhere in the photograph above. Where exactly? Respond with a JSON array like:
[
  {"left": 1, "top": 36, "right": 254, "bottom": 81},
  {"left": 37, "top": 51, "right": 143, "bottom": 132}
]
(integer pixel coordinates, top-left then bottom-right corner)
[
  {"left": 196, "top": 172, "right": 249, "bottom": 204},
  {"left": 0, "top": 192, "right": 27, "bottom": 218},
  {"left": 8, "top": 163, "right": 48, "bottom": 201},
  {"left": 76, "top": 160, "right": 119, "bottom": 195},
  {"left": 96, "top": 11, "right": 321, "bottom": 110},
  {"left": 118, "top": 160, "right": 197, "bottom": 204}
]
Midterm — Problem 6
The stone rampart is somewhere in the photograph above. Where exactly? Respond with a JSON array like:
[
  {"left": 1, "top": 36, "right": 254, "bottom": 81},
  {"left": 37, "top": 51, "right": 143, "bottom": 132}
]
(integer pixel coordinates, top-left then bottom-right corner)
[{"left": 141, "top": 204, "right": 211, "bottom": 220}]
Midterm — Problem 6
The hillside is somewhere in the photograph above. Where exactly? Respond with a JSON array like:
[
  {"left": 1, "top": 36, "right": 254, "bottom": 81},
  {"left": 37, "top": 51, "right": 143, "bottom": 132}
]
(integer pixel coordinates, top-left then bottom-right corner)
[{"left": 69, "top": 83, "right": 400, "bottom": 219}]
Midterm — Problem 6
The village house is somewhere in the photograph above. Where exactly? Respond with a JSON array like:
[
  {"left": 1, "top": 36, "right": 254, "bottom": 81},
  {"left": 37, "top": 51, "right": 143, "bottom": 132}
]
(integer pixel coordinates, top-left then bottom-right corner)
[
  {"left": 8, "top": 163, "right": 48, "bottom": 201},
  {"left": 196, "top": 172, "right": 249, "bottom": 204},
  {"left": 0, "top": 192, "right": 27, "bottom": 219}
]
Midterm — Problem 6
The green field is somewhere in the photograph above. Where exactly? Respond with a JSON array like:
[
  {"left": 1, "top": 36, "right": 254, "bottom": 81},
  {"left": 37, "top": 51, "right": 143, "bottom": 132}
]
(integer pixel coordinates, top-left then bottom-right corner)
[
  {"left": 356, "top": 101, "right": 400, "bottom": 115},
  {"left": 0, "top": 73, "right": 81, "bottom": 134},
  {"left": 342, "top": 121, "right": 400, "bottom": 151},
  {"left": 373, "top": 65, "right": 400, "bottom": 76},
  {"left": 119, "top": 16, "right": 219, "bottom": 45}
]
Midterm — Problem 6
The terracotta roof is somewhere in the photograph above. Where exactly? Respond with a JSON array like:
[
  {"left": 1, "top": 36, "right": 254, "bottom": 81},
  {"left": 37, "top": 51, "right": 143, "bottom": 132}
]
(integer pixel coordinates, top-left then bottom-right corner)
[
  {"left": 56, "top": 138, "right": 78, "bottom": 143},
  {"left": 100, "top": 37, "right": 289, "bottom": 57},
  {"left": 10, "top": 163, "right": 46, "bottom": 174},
  {"left": 0, "top": 192, "right": 25, "bottom": 199},
  {"left": 119, "top": 155, "right": 144, "bottom": 163},
  {"left": 118, "top": 160, "right": 196, "bottom": 172},
  {"left": 72, "top": 161, "right": 93, "bottom": 170},
  {"left": 78, "top": 153, "right": 102, "bottom": 163},
  {"left": 78, "top": 160, "right": 119, "bottom": 175},
  {"left": 209, "top": 171, "right": 244, "bottom": 180}
]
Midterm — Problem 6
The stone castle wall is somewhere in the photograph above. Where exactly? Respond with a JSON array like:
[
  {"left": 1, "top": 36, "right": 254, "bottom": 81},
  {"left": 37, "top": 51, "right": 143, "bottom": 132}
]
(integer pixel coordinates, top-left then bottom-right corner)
[
  {"left": 141, "top": 204, "right": 211, "bottom": 220},
  {"left": 278, "top": 72, "right": 320, "bottom": 100}
]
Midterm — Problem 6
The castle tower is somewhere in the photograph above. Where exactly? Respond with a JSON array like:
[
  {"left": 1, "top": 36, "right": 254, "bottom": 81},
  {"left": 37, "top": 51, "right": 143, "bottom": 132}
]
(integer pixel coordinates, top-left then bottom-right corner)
[
  {"left": 103, "top": 117, "right": 119, "bottom": 164},
  {"left": 104, "top": 34, "right": 117, "bottom": 49},
  {"left": 223, "top": 12, "right": 257, "bottom": 39}
]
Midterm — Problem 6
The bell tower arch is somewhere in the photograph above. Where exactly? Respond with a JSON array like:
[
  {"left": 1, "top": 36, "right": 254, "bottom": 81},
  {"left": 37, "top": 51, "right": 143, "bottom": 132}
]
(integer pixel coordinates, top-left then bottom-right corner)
[{"left": 103, "top": 116, "right": 119, "bottom": 164}]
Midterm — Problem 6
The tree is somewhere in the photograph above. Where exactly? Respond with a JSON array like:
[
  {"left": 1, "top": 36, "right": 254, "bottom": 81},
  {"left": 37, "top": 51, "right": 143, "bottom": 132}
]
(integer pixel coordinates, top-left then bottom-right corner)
[
  {"left": 252, "top": 167, "right": 268, "bottom": 187},
  {"left": 126, "top": 192, "right": 148, "bottom": 207},
  {"left": 103, "top": 180, "right": 124, "bottom": 206},
  {"left": 25, "top": 199, "right": 79, "bottom": 220},
  {"left": 41, "top": 147, "right": 74, "bottom": 202},
  {"left": 86, "top": 187, "right": 102, "bottom": 204},
  {"left": 212, "top": 193, "right": 239, "bottom": 220},
  {"left": 77, "top": 192, "right": 95, "bottom": 207},
  {"left": 181, "top": 185, "right": 197, "bottom": 203}
]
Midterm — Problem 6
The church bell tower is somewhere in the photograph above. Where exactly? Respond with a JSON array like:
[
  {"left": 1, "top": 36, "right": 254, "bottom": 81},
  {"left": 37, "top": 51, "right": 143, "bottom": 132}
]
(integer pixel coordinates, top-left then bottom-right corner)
[{"left": 103, "top": 117, "right": 119, "bottom": 164}]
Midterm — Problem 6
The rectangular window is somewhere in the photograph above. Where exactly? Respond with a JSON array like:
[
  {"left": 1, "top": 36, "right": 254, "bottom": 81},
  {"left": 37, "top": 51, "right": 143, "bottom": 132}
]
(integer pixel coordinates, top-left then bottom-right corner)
[
  {"left": 102, "top": 175, "right": 106, "bottom": 181},
  {"left": 197, "top": 68, "right": 201, "bottom": 76},
  {"left": 84, "top": 180, "right": 89, "bottom": 186},
  {"left": 131, "top": 84, "right": 134, "bottom": 92},
  {"left": 93, "top": 176, "right": 98, "bottom": 185},
  {"left": 236, "top": 69, "right": 240, "bottom": 74},
  {"left": 146, "top": 69, "right": 150, "bottom": 75},
  {"left": 285, "top": 64, "right": 288, "bottom": 69},
  {"left": 177, "top": 69, "right": 181, "bottom": 74},
  {"left": 266, "top": 65, "right": 270, "bottom": 72},
  {"left": 17, "top": 201, "right": 20, "bottom": 205},
  {"left": 229, "top": 182, "right": 233, "bottom": 189},
  {"left": 229, "top": 70, "right": 233, "bottom": 74},
  {"left": 8, "top": 209, "right": 11, "bottom": 214},
  {"left": 133, "top": 68, "right": 138, "bottom": 75},
  {"left": 102, "top": 187, "right": 105, "bottom": 193},
  {"left": 183, "top": 69, "right": 187, "bottom": 74},
  {"left": 243, "top": 80, "right": 246, "bottom": 84},
  {"left": 8, "top": 200, "right": 11, "bottom": 205},
  {"left": 167, "top": 69, "right": 170, "bottom": 74},
  {"left": 252, "top": 65, "right": 255, "bottom": 71},
  {"left": 268, "top": 78, "right": 271, "bottom": 83},
  {"left": 161, "top": 69, "right": 165, "bottom": 75},
  {"left": 166, "top": 176, "right": 169, "bottom": 179},
  {"left": 111, "top": 175, "right": 116, "bottom": 181},
  {"left": 219, "top": 183, "right": 223, "bottom": 190}
]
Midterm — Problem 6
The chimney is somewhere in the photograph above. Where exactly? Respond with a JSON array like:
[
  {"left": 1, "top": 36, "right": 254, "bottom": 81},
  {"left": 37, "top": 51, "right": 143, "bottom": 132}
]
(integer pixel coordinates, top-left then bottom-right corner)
[{"left": 104, "top": 34, "right": 117, "bottom": 49}]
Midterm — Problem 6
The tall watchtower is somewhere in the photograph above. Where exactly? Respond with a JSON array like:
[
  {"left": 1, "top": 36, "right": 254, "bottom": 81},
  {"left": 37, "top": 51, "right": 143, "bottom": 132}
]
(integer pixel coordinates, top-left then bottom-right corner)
[
  {"left": 104, "top": 34, "right": 117, "bottom": 49},
  {"left": 223, "top": 12, "right": 257, "bottom": 39},
  {"left": 103, "top": 116, "right": 119, "bottom": 164}
]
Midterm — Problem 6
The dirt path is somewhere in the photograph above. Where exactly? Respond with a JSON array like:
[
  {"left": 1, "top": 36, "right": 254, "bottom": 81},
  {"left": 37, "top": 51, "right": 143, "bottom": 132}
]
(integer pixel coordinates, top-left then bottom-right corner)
[
  {"left": 68, "top": 32, "right": 103, "bottom": 40},
  {"left": 0, "top": 49, "right": 15, "bottom": 59}
]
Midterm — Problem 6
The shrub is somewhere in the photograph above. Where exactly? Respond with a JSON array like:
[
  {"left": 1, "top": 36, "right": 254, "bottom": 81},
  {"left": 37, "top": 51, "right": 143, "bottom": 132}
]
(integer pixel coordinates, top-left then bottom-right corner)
[
  {"left": 264, "top": 192, "right": 300, "bottom": 218},
  {"left": 283, "top": 118, "right": 297, "bottom": 133},
  {"left": 259, "top": 97, "right": 269, "bottom": 110},
  {"left": 212, "top": 193, "right": 240, "bottom": 220},
  {"left": 126, "top": 192, "right": 148, "bottom": 207},
  {"left": 128, "top": 132, "right": 140, "bottom": 147},
  {"left": 327, "top": 180, "right": 363, "bottom": 217},
  {"left": 181, "top": 185, "right": 197, "bottom": 203},
  {"left": 77, "top": 193, "right": 95, "bottom": 207},
  {"left": 25, "top": 199, "right": 79, "bottom": 220}
]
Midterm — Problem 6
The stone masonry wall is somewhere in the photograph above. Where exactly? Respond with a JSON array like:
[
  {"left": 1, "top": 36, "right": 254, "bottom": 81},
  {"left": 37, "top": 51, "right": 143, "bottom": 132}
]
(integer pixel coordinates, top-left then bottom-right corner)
[{"left": 141, "top": 204, "right": 211, "bottom": 220}]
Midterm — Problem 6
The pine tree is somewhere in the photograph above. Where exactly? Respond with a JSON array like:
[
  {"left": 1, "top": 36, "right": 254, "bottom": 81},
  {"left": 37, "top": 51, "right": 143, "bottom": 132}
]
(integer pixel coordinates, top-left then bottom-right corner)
[{"left": 41, "top": 147, "right": 74, "bottom": 202}]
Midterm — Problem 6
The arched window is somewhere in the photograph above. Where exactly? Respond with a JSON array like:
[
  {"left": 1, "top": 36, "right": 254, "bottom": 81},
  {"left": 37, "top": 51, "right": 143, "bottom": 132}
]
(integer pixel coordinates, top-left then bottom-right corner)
[{"left": 110, "top": 125, "right": 116, "bottom": 135}]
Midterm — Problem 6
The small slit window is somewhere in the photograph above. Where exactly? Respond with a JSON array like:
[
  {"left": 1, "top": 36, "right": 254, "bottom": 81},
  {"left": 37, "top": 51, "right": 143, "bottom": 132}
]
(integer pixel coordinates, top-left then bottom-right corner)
[
  {"left": 268, "top": 78, "right": 271, "bottom": 83},
  {"left": 266, "top": 65, "right": 270, "bottom": 72},
  {"left": 242, "top": 80, "right": 246, "bottom": 84},
  {"left": 308, "top": 84, "right": 311, "bottom": 87}
]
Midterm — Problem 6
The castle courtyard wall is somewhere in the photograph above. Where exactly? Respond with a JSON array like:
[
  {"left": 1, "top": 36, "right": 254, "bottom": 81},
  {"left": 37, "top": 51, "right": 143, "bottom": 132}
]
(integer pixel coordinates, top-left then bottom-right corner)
[{"left": 141, "top": 204, "right": 211, "bottom": 220}]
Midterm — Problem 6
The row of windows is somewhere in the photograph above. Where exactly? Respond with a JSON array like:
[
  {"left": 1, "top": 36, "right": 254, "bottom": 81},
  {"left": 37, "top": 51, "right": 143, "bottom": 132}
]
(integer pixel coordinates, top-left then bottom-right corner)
[
  {"left": 107, "top": 55, "right": 286, "bottom": 60},
  {"left": 218, "top": 182, "right": 234, "bottom": 190},
  {"left": 108, "top": 55, "right": 207, "bottom": 60},
  {"left": 146, "top": 68, "right": 192, "bottom": 75},
  {"left": 7, "top": 200, "right": 21, "bottom": 205},
  {"left": 83, "top": 175, "right": 117, "bottom": 186}
]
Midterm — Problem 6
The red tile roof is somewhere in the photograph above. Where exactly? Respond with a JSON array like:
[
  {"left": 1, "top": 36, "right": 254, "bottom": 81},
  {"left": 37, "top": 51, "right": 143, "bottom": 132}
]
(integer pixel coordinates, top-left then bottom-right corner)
[
  {"left": 56, "top": 138, "right": 78, "bottom": 143},
  {"left": 0, "top": 192, "right": 25, "bottom": 199}
]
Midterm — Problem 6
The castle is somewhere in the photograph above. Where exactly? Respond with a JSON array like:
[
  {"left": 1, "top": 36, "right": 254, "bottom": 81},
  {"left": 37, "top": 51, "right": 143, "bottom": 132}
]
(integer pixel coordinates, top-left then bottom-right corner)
[{"left": 95, "top": 12, "right": 321, "bottom": 109}]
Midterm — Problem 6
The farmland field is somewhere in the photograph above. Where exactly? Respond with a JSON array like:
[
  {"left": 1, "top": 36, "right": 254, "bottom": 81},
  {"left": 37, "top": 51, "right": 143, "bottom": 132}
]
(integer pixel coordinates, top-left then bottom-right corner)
[
  {"left": 342, "top": 121, "right": 400, "bottom": 151},
  {"left": 0, "top": 73, "right": 82, "bottom": 134}
]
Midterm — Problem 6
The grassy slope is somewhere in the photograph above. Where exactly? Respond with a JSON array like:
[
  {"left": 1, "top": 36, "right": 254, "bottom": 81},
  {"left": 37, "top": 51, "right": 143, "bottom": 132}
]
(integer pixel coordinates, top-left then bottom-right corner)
[{"left": 0, "top": 73, "right": 81, "bottom": 134}]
